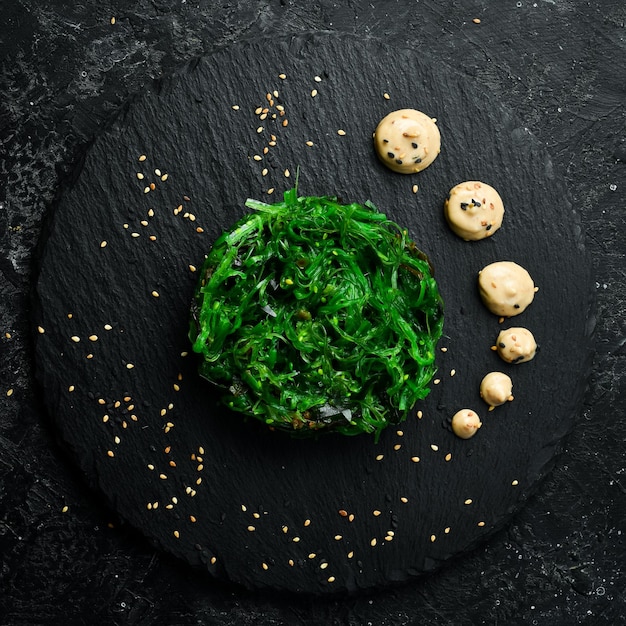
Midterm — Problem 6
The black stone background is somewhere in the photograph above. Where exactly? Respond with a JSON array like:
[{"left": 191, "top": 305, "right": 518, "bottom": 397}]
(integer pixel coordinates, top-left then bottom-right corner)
[{"left": 0, "top": 1, "right": 624, "bottom": 624}]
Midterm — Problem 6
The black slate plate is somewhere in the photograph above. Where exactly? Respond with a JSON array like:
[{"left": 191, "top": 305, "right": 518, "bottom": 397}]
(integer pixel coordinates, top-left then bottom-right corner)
[{"left": 32, "top": 33, "right": 592, "bottom": 594}]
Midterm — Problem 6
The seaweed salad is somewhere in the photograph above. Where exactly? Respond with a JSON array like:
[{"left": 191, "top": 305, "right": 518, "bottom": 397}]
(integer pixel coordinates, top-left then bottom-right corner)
[{"left": 190, "top": 189, "right": 444, "bottom": 439}]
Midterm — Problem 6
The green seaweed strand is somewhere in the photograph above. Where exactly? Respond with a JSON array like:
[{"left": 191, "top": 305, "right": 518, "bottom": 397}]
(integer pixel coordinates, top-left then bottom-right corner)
[{"left": 190, "top": 190, "right": 444, "bottom": 439}]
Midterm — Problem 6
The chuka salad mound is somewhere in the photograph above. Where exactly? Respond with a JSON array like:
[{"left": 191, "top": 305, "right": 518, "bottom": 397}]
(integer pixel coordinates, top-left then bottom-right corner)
[{"left": 190, "top": 189, "right": 444, "bottom": 439}]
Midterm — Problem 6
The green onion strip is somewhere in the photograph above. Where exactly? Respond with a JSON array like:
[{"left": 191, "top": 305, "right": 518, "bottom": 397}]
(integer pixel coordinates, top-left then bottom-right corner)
[{"left": 190, "top": 189, "right": 444, "bottom": 439}]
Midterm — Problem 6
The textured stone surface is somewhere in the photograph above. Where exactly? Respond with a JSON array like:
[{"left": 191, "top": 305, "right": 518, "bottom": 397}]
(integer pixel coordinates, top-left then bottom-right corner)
[{"left": 1, "top": 0, "right": 625, "bottom": 623}]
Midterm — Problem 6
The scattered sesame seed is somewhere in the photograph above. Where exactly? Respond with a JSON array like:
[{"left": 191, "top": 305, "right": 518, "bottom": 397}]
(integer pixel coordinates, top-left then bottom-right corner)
[
  {"left": 396, "top": 430, "right": 404, "bottom": 437},
  {"left": 433, "top": 378, "right": 441, "bottom": 385},
  {"left": 284, "top": 169, "right": 290, "bottom": 177},
  {"left": 400, "top": 497, "right": 408, "bottom": 503},
  {"left": 278, "top": 73, "right": 286, "bottom": 79},
  {"left": 445, "top": 527, "right": 451, "bottom": 534},
  {"left": 430, "top": 534, "right": 436, "bottom": 542},
  {"left": 311, "top": 89, "right": 318, "bottom": 97},
  {"left": 314, "top": 75, "right": 322, "bottom": 82},
  {"left": 138, "top": 154, "right": 147, "bottom": 162},
  {"left": 282, "top": 119, "right": 289, "bottom": 127},
  {"left": 210, "top": 556, "right": 217, "bottom": 565},
  {"left": 253, "top": 155, "right": 262, "bottom": 161},
  {"left": 431, "top": 444, "right": 439, "bottom": 451},
  {"left": 110, "top": 17, "right": 116, "bottom": 25},
  {"left": 327, "top": 576, "right": 336, "bottom": 583},
  {"left": 370, "top": 538, "right": 377, "bottom": 547},
  {"left": 100, "top": 241, "right": 107, "bottom": 248},
  {"left": 292, "top": 536, "right": 300, "bottom": 543},
  {"left": 305, "top": 140, "right": 314, "bottom": 147},
  {"left": 417, "top": 410, "right": 423, "bottom": 419},
  {"left": 37, "top": 326, "right": 45, "bottom": 334},
  {"left": 383, "top": 92, "right": 390, "bottom": 100},
  {"left": 334, "top": 534, "right": 342, "bottom": 541},
  {"left": 6, "top": 388, "right": 14, "bottom": 397},
  {"left": 478, "top": 521, "right": 486, "bottom": 527},
  {"left": 62, "top": 505, "right": 69, "bottom": 513},
  {"left": 136, "top": 172, "right": 144, "bottom": 180},
  {"left": 464, "top": 499, "right": 473, "bottom": 505},
  {"left": 151, "top": 290, "right": 159, "bottom": 298},
  {"left": 174, "top": 530, "right": 180, "bottom": 538},
  {"left": 473, "top": 17, "right": 481, "bottom": 24},
  {"left": 188, "top": 265, "right": 197, "bottom": 272},
  {"left": 450, "top": 369, "right": 456, "bottom": 376},
  {"left": 262, "top": 562, "right": 269, "bottom": 570},
  {"left": 337, "top": 129, "right": 346, "bottom": 136},
  {"left": 338, "top": 509, "right": 348, "bottom": 517},
  {"left": 411, "top": 456, "right": 420, "bottom": 463},
  {"left": 161, "top": 174, "right": 168, "bottom": 182},
  {"left": 445, "top": 453, "right": 452, "bottom": 462},
  {"left": 440, "top": 347, "right": 448, "bottom": 352},
  {"left": 88, "top": 335, "right": 98, "bottom": 342},
  {"left": 308, "top": 553, "right": 316, "bottom": 559},
  {"left": 232, "top": 105, "right": 240, "bottom": 110},
  {"left": 107, "top": 450, "right": 115, "bottom": 458},
  {"left": 267, "top": 188, "right": 275, "bottom": 195},
  {"left": 68, "top": 385, "right": 75, "bottom": 392},
  {"left": 71, "top": 335, "right": 80, "bottom": 343},
  {"left": 373, "top": 510, "right": 381, "bottom": 516},
  {"left": 143, "top": 186, "right": 150, "bottom": 194},
  {"left": 375, "top": 454, "right": 384, "bottom": 461},
  {"left": 126, "top": 363, "right": 134, "bottom": 369},
  {"left": 512, "top": 479, "right": 519, "bottom": 486},
  {"left": 247, "top": 525, "right": 256, "bottom": 532}
]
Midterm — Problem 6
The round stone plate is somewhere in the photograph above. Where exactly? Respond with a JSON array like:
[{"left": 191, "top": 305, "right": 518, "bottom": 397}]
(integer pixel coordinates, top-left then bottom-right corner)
[{"left": 32, "top": 32, "right": 593, "bottom": 594}]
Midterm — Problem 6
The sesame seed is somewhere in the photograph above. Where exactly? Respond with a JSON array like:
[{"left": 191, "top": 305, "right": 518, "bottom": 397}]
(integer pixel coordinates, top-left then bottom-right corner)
[
  {"left": 210, "top": 556, "right": 217, "bottom": 565},
  {"left": 303, "top": 519, "right": 311, "bottom": 527},
  {"left": 292, "top": 536, "right": 300, "bottom": 543},
  {"left": 320, "top": 562, "right": 329, "bottom": 569},
  {"left": 6, "top": 388, "right": 14, "bottom": 397},
  {"left": 383, "top": 92, "right": 390, "bottom": 99},
  {"left": 334, "top": 534, "right": 342, "bottom": 541},
  {"left": 417, "top": 410, "right": 423, "bottom": 418},
  {"left": 337, "top": 129, "right": 346, "bottom": 136},
  {"left": 110, "top": 16, "right": 116, "bottom": 25},
  {"left": 327, "top": 576, "right": 335, "bottom": 583},
  {"left": 440, "top": 347, "right": 448, "bottom": 352},
  {"left": 284, "top": 169, "right": 290, "bottom": 178},
  {"left": 478, "top": 521, "right": 486, "bottom": 527},
  {"left": 247, "top": 525, "right": 256, "bottom": 532},
  {"left": 375, "top": 454, "right": 384, "bottom": 461},
  {"left": 338, "top": 509, "right": 348, "bottom": 517},
  {"left": 445, "top": 527, "right": 451, "bottom": 534},
  {"left": 411, "top": 456, "right": 420, "bottom": 463},
  {"left": 136, "top": 172, "right": 144, "bottom": 180},
  {"left": 278, "top": 73, "right": 286, "bottom": 79},
  {"left": 396, "top": 430, "right": 404, "bottom": 436},
  {"left": 151, "top": 290, "right": 159, "bottom": 298},
  {"left": 159, "top": 473, "right": 167, "bottom": 480},
  {"left": 143, "top": 186, "right": 150, "bottom": 194},
  {"left": 174, "top": 530, "right": 180, "bottom": 538},
  {"left": 400, "top": 497, "right": 408, "bottom": 503},
  {"left": 393, "top": 444, "right": 401, "bottom": 451},
  {"left": 62, "top": 505, "right": 69, "bottom": 513},
  {"left": 282, "top": 119, "right": 288, "bottom": 127},
  {"left": 464, "top": 499, "right": 473, "bottom": 505},
  {"left": 450, "top": 369, "right": 456, "bottom": 376},
  {"left": 430, "top": 534, "right": 436, "bottom": 542},
  {"left": 253, "top": 155, "right": 262, "bottom": 161},
  {"left": 37, "top": 326, "right": 45, "bottom": 334},
  {"left": 431, "top": 444, "right": 439, "bottom": 451},
  {"left": 161, "top": 174, "right": 168, "bottom": 182},
  {"left": 88, "top": 335, "right": 98, "bottom": 342},
  {"left": 445, "top": 453, "right": 452, "bottom": 462},
  {"left": 256, "top": 126, "right": 264, "bottom": 133},
  {"left": 370, "top": 538, "right": 377, "bottom": 547},
  {"left": 512, "top": 479, "right": 519, "bottom": 486},
  {"left": 373, "top": 510, "right": 381, "bottom": 516},
  {"left": 314, "top": 75, "right": 322, "bottom": 82},
  {"left": 311, "top": 89, "right": 318, "bottom": 97},
  {"left": 305, "top": 140, "right": 314, "bottom": 147},
  {"left": 138, "top": 155, "right": 147, "bottom": 162},
  {"left": 107, "top": 450, "right": 114, "bottom": 458},
  {"left": 473, "top": 17, "right": 481, "bottom": 23},
  {"left": 188, "top": 265, "right": 197, "bottom": 272},
  {"left": 308, "top": 553, "right": 316, "bottom": 559},
  {"left": 71, "top": 336, "right": 80, "bottom": 343},
  {"left": 232, "top": 105, "right": 240, "bottom": 110},
  {"left": 433, "top": 378, "right": 441, "bottom": 385},
  {"left": 68, "top": 385, "right": 75, "bottom": 392},
  {"left": 262, "top": 562, "right": 269, "bottom": 570},
  {"left": 126, "top": 363, "right": 134, "bottom": 369}
]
